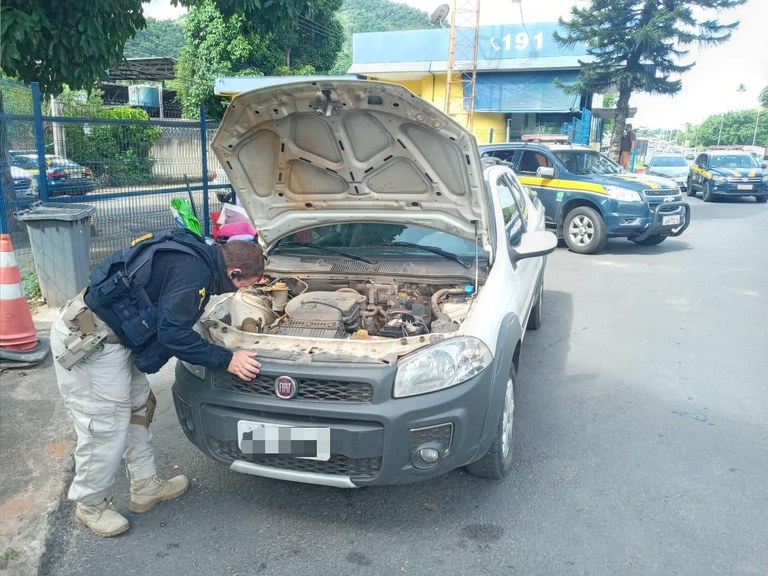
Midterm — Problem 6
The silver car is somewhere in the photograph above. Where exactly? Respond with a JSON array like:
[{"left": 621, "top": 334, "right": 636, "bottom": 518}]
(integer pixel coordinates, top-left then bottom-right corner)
[
  {"left": 646, "top": 153, "right": 690, "bottom": 190},
  {"left": 173, "top": 79, "right": 557, "bottom": 487}
]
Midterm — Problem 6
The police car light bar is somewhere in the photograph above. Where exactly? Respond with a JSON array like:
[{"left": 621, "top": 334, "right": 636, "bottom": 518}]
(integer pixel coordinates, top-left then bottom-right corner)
[{"left": 521, "top": 133, "right": 570, "bottom": 142}]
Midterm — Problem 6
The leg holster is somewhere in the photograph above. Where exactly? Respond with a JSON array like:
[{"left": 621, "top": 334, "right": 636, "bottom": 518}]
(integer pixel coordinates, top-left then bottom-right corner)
[{"left": 130, "top": 390, "right": 156, "bottom": 428}]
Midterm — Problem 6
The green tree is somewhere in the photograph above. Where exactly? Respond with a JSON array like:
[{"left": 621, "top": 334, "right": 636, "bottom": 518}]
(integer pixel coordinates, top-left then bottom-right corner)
[
  {"left": 58, "top": 89, "right": 162, "bottom": 185},
  {"left": 554, "top": 0, "right": 746, "bottom": 160},
  {"left": 680, "top": 109, "right": 767, "bottom": 147},
  {"left": 124, "top": 17, "right": 186, "bottom": 59},
  {"left": 1, "top": 0, "right": 312, "bottom": 95},
  {"left": 175, "top": 0, "right": 343, "bottom": 120},
  {"left": 760, "top": 85, "right": 768, "bottom": 108},
  {"left": 330, "top": 0, "right": 429, "bottom": 74}
]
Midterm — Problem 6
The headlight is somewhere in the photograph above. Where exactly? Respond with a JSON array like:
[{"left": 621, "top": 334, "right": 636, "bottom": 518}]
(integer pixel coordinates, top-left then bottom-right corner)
[
  {"left": 604, "top": 186, "right": 642, "bottom": 202},
  {"left": 394, "top": 337, "right": 493, "bottom": 398},
  {"left": 713, "top": 175, "right": 726, "bottom": 182}
]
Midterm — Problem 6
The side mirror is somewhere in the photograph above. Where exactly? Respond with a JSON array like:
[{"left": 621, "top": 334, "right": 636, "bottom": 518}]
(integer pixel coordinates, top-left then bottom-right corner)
[
  {"left": 761, "top": 163, "right": 767, "bottom": 169},
  {"left": 510, "top": 230, "right": 557, "bottom": 261},
  {"left": 536, "top": 166, "right": 555, "bottom": 178}
]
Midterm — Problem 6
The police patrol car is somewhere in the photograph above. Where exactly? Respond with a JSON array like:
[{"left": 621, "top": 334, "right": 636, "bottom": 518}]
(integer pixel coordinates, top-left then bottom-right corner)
[
  {"left": 687, "top": 150, "right": 768, "bottom": 203},
  {"left": 479, "top": 138, "right": 691, "bottom": 254}
]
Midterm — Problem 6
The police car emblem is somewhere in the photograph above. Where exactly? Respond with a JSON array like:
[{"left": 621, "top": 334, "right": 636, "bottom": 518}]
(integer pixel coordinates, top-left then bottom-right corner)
[{"left": 275, "top": 376, "right": 297, "bottom": 399}]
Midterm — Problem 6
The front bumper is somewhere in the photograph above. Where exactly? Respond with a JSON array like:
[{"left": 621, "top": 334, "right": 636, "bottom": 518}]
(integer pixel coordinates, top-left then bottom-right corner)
[
  {"left": 604, "top": 199, "right": 691, "bottom": 240},
  {"left": 173, "top": 357, "right": 500, "bottom": 487},
  {"left": 710, "top": 180, "right": 767, "bottom": 196}
]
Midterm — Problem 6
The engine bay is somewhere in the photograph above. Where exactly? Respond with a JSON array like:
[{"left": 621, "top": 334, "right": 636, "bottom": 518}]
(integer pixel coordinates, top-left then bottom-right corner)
[{"left": 212, "top": 276, "right": 477, "bottom": 340}]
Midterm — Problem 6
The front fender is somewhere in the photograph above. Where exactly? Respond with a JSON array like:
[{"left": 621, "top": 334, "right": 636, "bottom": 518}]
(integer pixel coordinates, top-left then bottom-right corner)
[{"left": 471, "top": 311, "right": 523, "bottom": 461}]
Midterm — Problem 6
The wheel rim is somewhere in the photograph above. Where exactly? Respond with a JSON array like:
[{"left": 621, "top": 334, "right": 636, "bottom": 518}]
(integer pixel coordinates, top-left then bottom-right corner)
[
  {"left": 568, "top": 215, "right": 594, "bottom": 247},
  {"left": 501, "top": 376, "right": 515, "bottom": 457}
]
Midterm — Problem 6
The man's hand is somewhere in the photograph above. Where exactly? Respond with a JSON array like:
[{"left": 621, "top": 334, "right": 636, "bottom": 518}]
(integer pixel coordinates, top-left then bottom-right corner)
[{"left": 227, "top": 350, "right": 262, "bottom": 381}]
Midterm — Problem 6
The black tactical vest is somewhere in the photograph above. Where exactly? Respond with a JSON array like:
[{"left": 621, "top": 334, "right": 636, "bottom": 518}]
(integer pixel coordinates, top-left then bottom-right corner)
[{"left": 84, "top": 229, "right": 215, "bottom": 372}]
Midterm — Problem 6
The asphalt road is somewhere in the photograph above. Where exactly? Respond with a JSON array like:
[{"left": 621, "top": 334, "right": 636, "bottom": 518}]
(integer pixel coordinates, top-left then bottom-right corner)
[{"left": 40, "top": 194, "right": 768, "bottom": 576}]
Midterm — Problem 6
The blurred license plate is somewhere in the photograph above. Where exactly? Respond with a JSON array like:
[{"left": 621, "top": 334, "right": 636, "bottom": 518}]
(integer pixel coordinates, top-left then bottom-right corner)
[
  {"left": 737, "top": 184, "right": 752, "bottom": 190},
  {"left": 662, "top": 215, "right": 681, "bottom": 226},
  {"left": 237, "top": 420, "right": 330, "bottom": 461},
  {"left": 71, "top": 173, "right": 82, "bottom": 179}
]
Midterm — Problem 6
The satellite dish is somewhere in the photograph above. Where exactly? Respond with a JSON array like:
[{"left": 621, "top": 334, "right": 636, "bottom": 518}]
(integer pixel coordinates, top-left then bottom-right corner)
[{"left": 430, "top": 4, "right": 450, "bottom": 27}]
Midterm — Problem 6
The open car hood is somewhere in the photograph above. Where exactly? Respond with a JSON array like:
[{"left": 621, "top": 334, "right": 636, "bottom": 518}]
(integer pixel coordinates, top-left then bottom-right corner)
[{"left": 211, "top": 79, "right": 490, "bottom": 246}]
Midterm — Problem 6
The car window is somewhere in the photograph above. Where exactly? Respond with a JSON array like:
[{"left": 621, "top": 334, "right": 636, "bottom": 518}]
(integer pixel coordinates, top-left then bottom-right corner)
[
  {"left": 275, "top": 223, "right": 482, "bottom": 257},
  {"left": 503, "top": 174, "right": 529, "bottom": 220},
  {"left": 710, "top": 154, "right": 759, "bottom": 169},
  {"left": 485, "top": 149, "right": 516, "bottom": 163},
  {"left": 552, "top": 150, "right": 623, "bottom": 174},
  {"left": 517, "top": 151, "right": 552, "bottom": 175},
  {"left": 495, "top": 175, "right": 525, "bottom": 247},
  {"left": 695, "top": 155, "right": 708, "bottom": 169},
  {"left": 649, "top": 156, "right": 688, "bottom": 167}
]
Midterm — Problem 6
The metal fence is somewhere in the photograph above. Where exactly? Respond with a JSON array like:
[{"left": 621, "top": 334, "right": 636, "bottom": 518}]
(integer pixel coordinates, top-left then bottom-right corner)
[{"left": 1, "top": 81, "right": 227, "bottom": 281}]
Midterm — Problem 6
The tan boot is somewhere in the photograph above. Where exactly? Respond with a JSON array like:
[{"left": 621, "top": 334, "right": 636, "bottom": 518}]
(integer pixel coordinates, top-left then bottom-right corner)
[
  {"left": 75, "top": 500, "right": 130, "bottom": 537},
  {"left": 129, "top": 474, "right": 189, "bottom": 513}
]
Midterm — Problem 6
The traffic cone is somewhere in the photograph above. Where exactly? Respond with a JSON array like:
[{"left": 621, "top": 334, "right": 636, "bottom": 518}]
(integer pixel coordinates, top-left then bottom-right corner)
[{"left": 0, "top": 233, "right": 49, "bottom": 367}]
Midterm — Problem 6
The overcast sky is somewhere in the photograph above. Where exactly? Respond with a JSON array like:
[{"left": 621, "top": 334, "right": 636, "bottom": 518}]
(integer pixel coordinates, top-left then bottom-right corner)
[{"left": 144, "top": 0, "right": 767, "bottom": 129}]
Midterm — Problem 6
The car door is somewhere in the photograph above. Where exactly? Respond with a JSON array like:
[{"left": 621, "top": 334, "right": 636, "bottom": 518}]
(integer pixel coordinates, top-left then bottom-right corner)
[
  {"left": 515, "top": 149, "right": 558, "bottom": 228},
  {"left": 693, "top": 154, "right": 707, "bottom": 190},
  {"left": 492, "top": 169, "right": 539, "bottom": 322}
]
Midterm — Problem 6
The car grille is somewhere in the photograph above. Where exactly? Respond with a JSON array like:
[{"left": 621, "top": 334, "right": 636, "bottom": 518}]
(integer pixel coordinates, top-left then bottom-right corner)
[
  {"left": 214, "top": 373, "right": 374, "bottom": 403},
  {"left": 13, "top": 178, "right": 31, "bottom": 192},
  {"left": 643, "top": 188, "right": 678, "bottom": 196},
  {"left": 726, "top": 178, "right": 761, "bottom": 184},
  {"left": 208, "top": 437, "right": 382, "bottom": 478}
]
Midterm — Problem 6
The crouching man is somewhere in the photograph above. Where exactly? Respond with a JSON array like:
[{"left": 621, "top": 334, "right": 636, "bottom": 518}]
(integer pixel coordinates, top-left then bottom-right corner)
[{"left": 50, "top": 229, "right": 264, "bottom": 537}]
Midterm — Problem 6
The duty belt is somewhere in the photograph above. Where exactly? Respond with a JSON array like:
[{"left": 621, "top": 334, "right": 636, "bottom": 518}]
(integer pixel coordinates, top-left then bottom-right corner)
[{"left": 55, "top": 290, "right": 121, "bottom": 370}]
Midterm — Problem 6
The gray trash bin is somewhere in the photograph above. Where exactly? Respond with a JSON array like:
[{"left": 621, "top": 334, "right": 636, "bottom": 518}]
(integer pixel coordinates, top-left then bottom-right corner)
[{"left": 16, "top": 202, "right": 96, "bottom": 307}]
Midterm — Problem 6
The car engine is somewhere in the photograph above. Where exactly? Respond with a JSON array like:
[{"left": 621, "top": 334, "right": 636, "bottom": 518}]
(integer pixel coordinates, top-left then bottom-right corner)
[{"left": 218, "top": 277, "right": 475, "bottom": 340}]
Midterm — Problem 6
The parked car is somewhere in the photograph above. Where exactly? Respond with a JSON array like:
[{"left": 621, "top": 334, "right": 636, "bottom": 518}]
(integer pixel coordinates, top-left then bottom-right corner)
[
  {"left": 173, "top": 79, "right": 557, "bottom": 487},
  {"left": 11, "top": 154, "right": 95, "bottom": 197},
  {"left": 687, "top": 151, "right": 767, "bottom": 203},
  {"left": 10, "top": 165, "right": 38, "bottom": 199},
  {"left": 645, "top": 153, "right": 690, "bottom": 190},
  {"left": 479, "top": 141, "right": 691, "bottom": 252}
]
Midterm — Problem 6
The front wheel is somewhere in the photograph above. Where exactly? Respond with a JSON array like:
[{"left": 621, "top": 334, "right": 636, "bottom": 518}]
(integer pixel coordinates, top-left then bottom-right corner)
[
  {"left": 563, "top": 206, "right": 608, "bottom": 254},
  {"left": 632, "top": 235, "right": 666, "bottom": 246},
  {"left": 686, "top": 177, "right": 697, "bottom": 197},
  {"left": 703, "top": 181, "right": 716, "bottom": 203},
  {"left": 755, "top": 195, "right": 768, "bottom": 204},
  {"left": 466, "top": 371, "right": 517, "bottom": 480}
]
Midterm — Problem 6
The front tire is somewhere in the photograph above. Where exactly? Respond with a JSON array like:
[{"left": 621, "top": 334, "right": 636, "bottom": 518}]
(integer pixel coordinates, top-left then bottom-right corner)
[
  {"left": 466, "top": 371, "right": 517, "bottom": 480},
  {"left": 632, "top": 235, "right": 666, "bottom": 246},
  {"left": 755, "top": 195, "right": 768, "bottom": 204},
  {"left": 563, "top": 206, "right": 608, "bottom": 254},
  {"left": 686, "top": 177, "right": 697, "bottom": 197},
  {"left": 703, "top": 181, "right": 716, "bottom": 203}
]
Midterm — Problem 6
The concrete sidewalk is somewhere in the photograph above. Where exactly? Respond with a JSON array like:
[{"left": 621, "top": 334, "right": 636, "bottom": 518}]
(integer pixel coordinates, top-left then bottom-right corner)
[{"left": 0, "top": 307, "right": 73, "bottom": 575}]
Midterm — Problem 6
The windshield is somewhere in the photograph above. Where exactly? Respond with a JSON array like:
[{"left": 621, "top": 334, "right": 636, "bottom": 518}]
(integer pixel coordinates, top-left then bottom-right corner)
[
  {"left": 553, "top": 150, "right": 624, "bottom": 175},
  {"left": 710, "top": 154, "right": 759, "bottom": 169},
  {"left": 650, "top": 156, "right": 688, "bottom": 168},
  {"left": 273, "top": 223, "right": 482, "bottom": 258}
]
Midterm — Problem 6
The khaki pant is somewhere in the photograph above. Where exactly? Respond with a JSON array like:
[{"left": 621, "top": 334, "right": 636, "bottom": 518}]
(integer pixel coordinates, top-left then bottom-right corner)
[
  {"left": 51, "top": 302, "right": 156, "bottom": 505},
  {"left": 619, "top": 150, "right": 631, "bottom": 169}
]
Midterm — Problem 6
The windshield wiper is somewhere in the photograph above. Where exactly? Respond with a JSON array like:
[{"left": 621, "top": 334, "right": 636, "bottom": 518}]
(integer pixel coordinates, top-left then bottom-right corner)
[
  {"left": 275, "top": 241, "right": 378, "bottom": 265},
  {"left": 368, "top": 242, "right": 473, "bottom": 269}
]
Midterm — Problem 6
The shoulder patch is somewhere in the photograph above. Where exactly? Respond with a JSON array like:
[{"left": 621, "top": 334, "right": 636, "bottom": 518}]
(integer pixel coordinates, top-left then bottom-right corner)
[
  {"left": 198, "top": 287, "right": 207, "bottom": 310},
  {"left": 131, "top": 232, "right": 154, "bottom": 246}
]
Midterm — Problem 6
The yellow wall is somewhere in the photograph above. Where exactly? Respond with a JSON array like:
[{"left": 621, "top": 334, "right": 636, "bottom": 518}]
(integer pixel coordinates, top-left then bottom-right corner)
[{"left": 369, "top": 74, "right": 507, "bottom": 144}]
